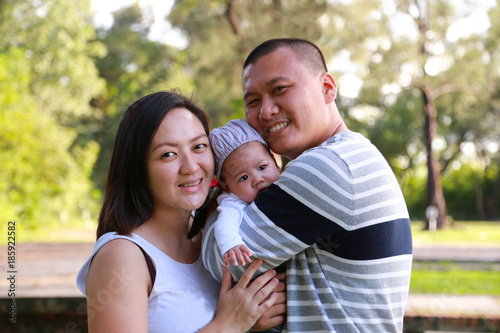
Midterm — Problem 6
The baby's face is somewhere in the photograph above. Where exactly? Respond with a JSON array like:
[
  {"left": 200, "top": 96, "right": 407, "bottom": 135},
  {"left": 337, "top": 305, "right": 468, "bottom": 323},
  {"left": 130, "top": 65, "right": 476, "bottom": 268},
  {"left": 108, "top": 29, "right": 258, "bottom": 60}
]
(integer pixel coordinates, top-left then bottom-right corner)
[{"left": 220, "top": 141, "right": 280, "bottom": 203}]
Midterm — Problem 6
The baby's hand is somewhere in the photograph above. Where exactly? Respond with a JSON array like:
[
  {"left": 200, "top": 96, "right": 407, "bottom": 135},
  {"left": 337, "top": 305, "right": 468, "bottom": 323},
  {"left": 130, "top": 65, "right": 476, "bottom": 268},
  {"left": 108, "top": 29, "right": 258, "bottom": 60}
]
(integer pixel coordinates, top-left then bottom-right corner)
[{"left": 223, "top": 245, "right": 253, "bottom": 267}]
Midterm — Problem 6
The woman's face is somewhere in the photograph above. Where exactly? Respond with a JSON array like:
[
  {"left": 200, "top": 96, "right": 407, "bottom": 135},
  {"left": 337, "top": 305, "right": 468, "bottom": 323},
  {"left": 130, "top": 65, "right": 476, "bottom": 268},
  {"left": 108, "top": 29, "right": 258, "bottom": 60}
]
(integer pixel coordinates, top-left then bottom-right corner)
[{"left": 146, "top": 107, "right": 214, "bottom": 214}]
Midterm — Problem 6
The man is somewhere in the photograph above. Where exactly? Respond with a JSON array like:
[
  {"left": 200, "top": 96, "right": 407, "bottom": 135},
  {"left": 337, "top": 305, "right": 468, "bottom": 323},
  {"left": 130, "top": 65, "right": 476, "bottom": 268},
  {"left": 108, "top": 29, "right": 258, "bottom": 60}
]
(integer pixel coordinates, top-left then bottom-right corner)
[{"left": 202, "top": 38, "right": 412, "bottom": 332}]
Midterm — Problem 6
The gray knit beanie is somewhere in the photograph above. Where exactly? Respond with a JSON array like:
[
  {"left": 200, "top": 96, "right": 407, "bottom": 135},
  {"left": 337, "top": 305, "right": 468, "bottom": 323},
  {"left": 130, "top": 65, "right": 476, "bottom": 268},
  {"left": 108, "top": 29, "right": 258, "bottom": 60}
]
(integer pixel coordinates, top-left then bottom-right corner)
[{"left": 209, "top": 119, "right": 267, "bottom": 179}]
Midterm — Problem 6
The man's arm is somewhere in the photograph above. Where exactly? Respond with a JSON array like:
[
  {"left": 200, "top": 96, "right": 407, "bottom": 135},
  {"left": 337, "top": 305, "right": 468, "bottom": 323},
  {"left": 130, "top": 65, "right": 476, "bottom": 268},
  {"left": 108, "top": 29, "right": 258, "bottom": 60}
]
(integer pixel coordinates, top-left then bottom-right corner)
[
  {"left": 202, "top": 148, "right": 341, "bottom": 281},
  {"left": 203, "top": 141, "right": 410, "bottom": 281}
]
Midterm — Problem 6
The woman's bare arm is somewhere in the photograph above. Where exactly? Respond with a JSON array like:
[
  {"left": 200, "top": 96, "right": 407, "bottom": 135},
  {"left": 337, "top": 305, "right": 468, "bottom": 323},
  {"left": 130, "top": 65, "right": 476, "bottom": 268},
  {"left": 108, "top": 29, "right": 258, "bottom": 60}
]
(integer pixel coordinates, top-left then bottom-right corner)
[{"left": 86, "top": 239, "right": 152, "bottom": 333}]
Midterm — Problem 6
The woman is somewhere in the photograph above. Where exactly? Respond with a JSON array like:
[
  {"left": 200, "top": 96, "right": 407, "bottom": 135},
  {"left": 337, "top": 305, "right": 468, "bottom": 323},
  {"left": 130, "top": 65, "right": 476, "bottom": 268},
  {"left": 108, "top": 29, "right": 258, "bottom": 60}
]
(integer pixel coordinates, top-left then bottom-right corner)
[{"left": 76, "top": 91, "right": 282, "bottom": 332}]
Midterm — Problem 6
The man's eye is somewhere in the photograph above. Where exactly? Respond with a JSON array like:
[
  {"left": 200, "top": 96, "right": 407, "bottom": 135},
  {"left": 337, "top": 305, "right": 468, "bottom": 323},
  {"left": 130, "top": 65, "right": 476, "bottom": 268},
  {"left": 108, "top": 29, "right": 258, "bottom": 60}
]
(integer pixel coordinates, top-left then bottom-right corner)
[
  {"left": 239, "top": 175, "right": 249, "bottom": 182},
  {"left": 245, "top": 99, "right": 259, "bottom": 107},
  {"left": 273, "top": 86, "right": 286, "bottom": 94}
]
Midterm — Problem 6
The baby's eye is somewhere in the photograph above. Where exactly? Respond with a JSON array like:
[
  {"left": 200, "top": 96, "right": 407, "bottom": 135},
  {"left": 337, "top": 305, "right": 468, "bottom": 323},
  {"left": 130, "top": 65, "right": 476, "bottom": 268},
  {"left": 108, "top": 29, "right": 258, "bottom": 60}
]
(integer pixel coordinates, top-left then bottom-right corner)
[
  {"left": 239, "top": 175, "right": 249, "bottom": 182},
  {"left": 259, "top": 165, "right": 267, "bottom": 171}
]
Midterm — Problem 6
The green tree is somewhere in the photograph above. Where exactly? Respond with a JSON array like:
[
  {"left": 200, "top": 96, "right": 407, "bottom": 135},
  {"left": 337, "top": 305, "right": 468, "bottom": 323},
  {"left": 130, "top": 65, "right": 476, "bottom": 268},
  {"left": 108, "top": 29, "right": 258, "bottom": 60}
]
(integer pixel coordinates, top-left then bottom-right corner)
[
  {"left": 0, "top": 0, "right": 105, "bottom": 233},
  {"left": 90, "top": 3, "right": 193, "bottom": 190},
  {"left": 0, "top": 0, "right": 105, "bottom": 125},
  {"left": 169, "top": 0, "right": 334, "bottom": 125},
  {"left": 168, "top": 0, "right": 385, "bottom": 174},
  {"left": 356, "top": 0, "right": 498, "bottom": 224},
  {"left": 0, "top": 47, "right": 100, "bottom": 233},
  {"left": 168, "top": 0, "right": 499, "bottom": 223}
]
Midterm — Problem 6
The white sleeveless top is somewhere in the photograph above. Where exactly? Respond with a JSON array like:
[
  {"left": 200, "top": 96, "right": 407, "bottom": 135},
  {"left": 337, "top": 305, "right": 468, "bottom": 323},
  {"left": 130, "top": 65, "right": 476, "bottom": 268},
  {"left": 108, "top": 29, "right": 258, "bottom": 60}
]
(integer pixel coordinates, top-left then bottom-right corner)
[{"left": 76, "top": 232, "right": 220, "bottom": 332}]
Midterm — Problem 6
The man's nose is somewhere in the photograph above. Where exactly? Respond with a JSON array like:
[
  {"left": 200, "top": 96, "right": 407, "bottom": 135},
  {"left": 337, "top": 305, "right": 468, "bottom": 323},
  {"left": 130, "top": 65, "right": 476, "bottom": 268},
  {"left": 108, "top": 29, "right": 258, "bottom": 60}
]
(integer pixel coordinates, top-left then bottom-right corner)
[{"left": 259, "top": 98, "right": 278, "bottom": 120}]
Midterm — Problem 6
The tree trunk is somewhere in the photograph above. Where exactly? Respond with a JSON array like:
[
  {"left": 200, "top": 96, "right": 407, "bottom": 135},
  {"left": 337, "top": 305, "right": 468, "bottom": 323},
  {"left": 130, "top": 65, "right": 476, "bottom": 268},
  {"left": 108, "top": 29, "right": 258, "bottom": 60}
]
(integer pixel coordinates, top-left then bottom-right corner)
[
  {"left": 417, "top": 0, "right": 447, "bottom": 229},
  {"left": 422, "top": 85, "right": 447, "bottom": 228},
  {"left": 226, "top": 0, "right": 243, "bottom": 38}
]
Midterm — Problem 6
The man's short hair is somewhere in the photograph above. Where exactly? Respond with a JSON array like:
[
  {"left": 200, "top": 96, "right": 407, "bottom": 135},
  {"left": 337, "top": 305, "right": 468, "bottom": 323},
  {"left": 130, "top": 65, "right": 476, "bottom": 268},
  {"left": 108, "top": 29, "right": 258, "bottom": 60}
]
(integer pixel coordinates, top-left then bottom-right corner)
[{"left": 243, "top": 38, "right": 328, "bottom": 75}]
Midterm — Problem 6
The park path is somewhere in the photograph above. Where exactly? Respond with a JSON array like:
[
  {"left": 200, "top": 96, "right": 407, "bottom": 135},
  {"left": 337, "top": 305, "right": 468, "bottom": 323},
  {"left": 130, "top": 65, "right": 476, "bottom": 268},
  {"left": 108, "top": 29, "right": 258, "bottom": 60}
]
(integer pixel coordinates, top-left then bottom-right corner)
[{"left": 0, "top": 242, "right": 499, "bottom": 316}]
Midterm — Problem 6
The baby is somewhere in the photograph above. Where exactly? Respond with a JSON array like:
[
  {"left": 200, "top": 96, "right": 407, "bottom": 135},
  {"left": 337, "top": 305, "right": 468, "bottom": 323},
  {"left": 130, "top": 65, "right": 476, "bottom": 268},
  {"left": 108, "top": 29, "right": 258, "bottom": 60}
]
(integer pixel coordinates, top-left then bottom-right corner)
[{"left": 209, "top": 119, "right": 280, "bottom": 267}]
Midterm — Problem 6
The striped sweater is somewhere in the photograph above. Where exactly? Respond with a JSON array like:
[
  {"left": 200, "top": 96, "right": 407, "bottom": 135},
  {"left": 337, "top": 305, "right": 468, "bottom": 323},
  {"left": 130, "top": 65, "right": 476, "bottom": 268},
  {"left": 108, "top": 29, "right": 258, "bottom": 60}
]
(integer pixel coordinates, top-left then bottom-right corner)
[{"left": 202, "top": 130, "right": 413, "bottom": 332}]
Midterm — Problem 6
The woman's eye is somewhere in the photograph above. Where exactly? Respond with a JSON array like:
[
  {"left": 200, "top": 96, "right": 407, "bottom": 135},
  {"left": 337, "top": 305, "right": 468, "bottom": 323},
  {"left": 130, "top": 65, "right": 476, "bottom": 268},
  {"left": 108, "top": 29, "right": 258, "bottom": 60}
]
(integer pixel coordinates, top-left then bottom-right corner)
[
  {"left": 239, "top": 175, "right": 249, "bottom": 182},
  {"left": 161, "top": 152, "right": 175, "bottom": 158}
]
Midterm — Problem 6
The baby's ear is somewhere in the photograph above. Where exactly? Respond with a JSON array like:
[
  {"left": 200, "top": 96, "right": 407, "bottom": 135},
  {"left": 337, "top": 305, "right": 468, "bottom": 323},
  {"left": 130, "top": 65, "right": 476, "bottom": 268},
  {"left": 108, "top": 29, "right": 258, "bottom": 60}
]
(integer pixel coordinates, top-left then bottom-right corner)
[{"left": 218, "top": 180, "right": 229, "bottom": 192}]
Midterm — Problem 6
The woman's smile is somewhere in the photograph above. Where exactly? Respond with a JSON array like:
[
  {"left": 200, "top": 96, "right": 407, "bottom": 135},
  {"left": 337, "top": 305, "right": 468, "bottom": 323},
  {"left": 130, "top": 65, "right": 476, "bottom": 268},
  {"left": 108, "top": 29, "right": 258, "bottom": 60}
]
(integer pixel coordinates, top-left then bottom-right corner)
[{"left": 179, "top": 179, "right": 202, "bottom": 187}]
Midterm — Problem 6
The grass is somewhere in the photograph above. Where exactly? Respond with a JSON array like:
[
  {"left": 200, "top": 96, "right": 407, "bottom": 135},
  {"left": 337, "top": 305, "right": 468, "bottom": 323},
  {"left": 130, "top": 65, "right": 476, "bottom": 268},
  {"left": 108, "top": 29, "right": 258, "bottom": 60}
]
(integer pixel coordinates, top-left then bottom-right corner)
[
  {"left": 410, "top": 263, "right": 500, "bottom": 295},
  {"left": 411, "top": 220, "right": 500, "bottom": 246},
  {"left": 410, "top": 221, "right": 500, "bottom": 295}
]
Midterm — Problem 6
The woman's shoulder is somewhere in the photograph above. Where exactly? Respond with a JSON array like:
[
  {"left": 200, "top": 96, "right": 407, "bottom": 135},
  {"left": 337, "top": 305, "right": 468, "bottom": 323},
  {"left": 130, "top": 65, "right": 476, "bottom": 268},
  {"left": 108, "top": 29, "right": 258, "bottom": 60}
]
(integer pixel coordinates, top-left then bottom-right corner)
[
  {"left": 77, "top": 234, "right": 152, "bottom": 296},
  {"left": 91, "top": 236, "right": 148, "bottom": 272},
  {"left": 86, "top": 237, "right": 152, "bottom": 296}
]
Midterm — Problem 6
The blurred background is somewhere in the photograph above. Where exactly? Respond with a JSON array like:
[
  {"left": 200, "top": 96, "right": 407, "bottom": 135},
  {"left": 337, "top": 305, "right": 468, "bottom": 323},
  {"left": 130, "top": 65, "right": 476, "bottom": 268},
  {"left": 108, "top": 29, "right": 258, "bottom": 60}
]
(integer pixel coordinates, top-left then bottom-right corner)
[
  {"left": 1, "top": 0, "right": 500, "bottom": 239},
  {"left": 0, "top": 0, "right": 499, "bottom": 331}
]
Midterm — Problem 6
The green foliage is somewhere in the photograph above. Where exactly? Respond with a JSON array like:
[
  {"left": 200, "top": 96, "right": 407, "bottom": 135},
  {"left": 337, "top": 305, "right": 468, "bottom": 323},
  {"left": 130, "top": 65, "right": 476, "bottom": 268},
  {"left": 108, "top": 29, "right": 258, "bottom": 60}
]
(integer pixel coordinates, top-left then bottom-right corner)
[
  {"left": 400, "top": 167, "right": 427, "bottom": 220},
  {"left": 167, "top": 0, "right": 500, "bottom": 221},
  {"left": 89, "top": 3, "right": 193, "bottom": 190},
  {"left": 0, "top": 0, "right": 105, "bottom": 125},
  {"left": 0, "top": 0, "right": 499, "bottom": 235},
  {"left": 169, "top": 0, "right": 349, "bottom": 125},
  {"left": 0, "top": 47, "right": 99, "bottom": 232},
  {"left": 0, "top": 0, "right": 103, "bottom": 233},
  {"left": 350, "top": 1, "right": 500, "bottom": 221},
  {"left": 450, "top": 165, "right": 499, "bottom": 220}
]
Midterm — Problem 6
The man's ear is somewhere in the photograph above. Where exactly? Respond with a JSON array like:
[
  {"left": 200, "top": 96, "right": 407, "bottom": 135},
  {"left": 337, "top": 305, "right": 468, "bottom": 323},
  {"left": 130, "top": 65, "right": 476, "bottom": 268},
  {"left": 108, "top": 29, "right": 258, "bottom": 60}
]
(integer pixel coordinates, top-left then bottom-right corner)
[
  {"left": 322, "top": 72, "right": 337, "bottom": 104},
  {"left": 270, "top": 153, "right": 281, "bottom": 173},
  {"left": 274, "top": 159, "right": 281, "bottom": 174}
]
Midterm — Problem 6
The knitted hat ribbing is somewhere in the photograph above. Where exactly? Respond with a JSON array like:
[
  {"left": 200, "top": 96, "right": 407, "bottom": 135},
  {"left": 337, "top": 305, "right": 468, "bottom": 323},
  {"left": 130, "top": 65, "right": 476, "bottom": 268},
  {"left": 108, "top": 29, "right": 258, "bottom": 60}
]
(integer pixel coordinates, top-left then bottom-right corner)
[{"left": 209, "top": 119, "right": 267, "bottom": 179}]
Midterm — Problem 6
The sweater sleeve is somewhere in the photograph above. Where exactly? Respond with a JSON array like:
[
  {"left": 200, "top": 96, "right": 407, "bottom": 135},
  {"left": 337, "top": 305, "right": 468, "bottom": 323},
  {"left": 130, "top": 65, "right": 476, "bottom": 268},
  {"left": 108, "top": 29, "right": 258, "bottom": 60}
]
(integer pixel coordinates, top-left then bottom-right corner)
[
  {"left": 202, "top": 149, "right": 341, "bottom": 281},
  {"left": 202, "top": 137, "right": 410, "bottom": 281},
  {"left": 214, "top": 192, "right": 248, "bottom": 256}
]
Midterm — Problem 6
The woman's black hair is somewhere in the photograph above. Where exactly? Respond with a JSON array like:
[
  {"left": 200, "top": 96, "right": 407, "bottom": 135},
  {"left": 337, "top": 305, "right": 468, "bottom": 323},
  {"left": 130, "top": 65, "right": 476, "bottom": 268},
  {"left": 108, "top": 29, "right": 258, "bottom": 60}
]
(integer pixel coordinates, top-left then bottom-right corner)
[{"left": 97, "top": 91, "right": 211, "bottom": 239}]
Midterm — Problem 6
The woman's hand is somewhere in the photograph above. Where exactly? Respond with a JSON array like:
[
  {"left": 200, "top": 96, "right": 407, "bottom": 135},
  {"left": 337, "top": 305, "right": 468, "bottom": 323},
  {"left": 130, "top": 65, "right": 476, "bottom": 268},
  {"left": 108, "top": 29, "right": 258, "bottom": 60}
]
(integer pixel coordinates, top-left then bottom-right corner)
[
  {"left": 250, "top": 272, "right": 286, "bottom": 332},
  {"left": 201, "top": 259, "right": 279, "bottom": 333}
]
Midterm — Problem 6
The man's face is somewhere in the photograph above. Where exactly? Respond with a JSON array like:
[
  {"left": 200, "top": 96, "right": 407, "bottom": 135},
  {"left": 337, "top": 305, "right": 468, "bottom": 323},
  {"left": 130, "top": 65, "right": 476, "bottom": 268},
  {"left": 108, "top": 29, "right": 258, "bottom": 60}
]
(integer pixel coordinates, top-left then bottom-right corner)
[{"left": 243, "top": 47, "right": 337, "bottom": 159}]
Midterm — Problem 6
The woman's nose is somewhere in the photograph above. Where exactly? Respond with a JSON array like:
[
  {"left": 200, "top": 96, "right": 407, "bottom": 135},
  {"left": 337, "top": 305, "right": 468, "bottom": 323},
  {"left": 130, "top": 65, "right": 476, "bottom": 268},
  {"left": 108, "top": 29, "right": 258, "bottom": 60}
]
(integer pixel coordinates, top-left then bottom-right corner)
[{"left": 180, "top": 153, "right": 200, "bottom": 174}]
